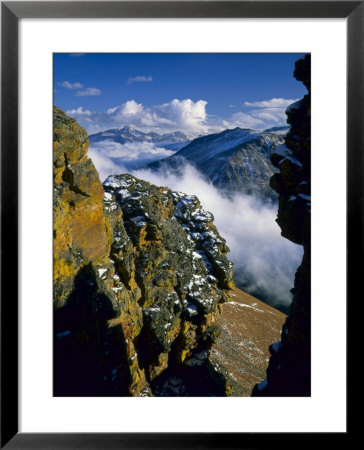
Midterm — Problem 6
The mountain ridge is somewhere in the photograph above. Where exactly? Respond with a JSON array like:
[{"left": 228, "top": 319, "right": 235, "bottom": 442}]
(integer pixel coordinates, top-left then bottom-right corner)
[
  {"left": 147, "top": 126, "right": 289, "bottom": 201},
  {"left": 89, "top": 125, "right": 192, "bottom": 151}
]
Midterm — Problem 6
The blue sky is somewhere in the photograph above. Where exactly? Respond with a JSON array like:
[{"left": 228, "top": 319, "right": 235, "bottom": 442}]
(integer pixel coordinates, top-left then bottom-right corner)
[{"left": 54, "top": 53, "right": 307, "bottom": 135}]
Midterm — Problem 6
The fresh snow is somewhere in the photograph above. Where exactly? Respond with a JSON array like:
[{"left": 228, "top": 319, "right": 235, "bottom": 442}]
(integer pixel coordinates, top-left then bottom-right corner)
[
  {"left": 98, "top": 268, "right": 108, "bottom": 278},
  {"left": 186, "top": 304, "right": 198, "bottom": 317},
  {"left": 103, "top": 175, "right": 134, "bottom": 189},
  {"left": 130, "top": 216, "right": 147, "bottom": 227},
  {"left": 103, "top": 180, "right": 119, "bottom": 189},
  {"left": 116, "top": 188, "right": 131, "bottom": 199},
  {"left": 228, "top": 301, "right": 264, "bottom": 313}
]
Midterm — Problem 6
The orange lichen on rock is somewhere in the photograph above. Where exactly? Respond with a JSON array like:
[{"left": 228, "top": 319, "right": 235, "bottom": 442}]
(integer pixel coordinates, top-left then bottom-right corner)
[{"left": 53, "top": 107, "right": 111, "bottom": 306}]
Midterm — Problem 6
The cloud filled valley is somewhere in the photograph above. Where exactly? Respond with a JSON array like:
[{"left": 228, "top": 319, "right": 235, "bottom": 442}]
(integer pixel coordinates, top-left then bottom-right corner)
[
  {"left": 132, "top": 164, "right": 303, "bottom": 312},
  {"left": 88, "top": 140, "right": 175, "bottom": 181},
  {"left": 88, "top": 136, "right": 303, "bottom": 311}
]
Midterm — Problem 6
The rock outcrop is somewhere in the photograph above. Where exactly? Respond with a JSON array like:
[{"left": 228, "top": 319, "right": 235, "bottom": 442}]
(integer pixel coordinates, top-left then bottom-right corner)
[
  {"left": 252, "top": 54, "right": 311, "bottom": 396},
  {"left": 53, "top": 106, "right": 112, "bottom": 309},
  {"left": 53, "top": 107, "right": 233, "bottom": 396}
]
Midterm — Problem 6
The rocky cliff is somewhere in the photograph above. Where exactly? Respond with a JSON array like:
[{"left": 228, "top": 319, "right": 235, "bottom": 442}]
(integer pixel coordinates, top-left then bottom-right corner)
[
  {"left": 252, "top": 54, "right": 311, "bottom": 396},
  {"left": 53, "top": 107, "right": 233, "bottom": 396}
]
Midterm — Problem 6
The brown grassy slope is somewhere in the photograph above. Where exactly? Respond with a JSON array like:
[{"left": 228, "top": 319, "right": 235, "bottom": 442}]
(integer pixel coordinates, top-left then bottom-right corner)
[{"left": 210, "top": 287, "right": 286, "bottom": 396}]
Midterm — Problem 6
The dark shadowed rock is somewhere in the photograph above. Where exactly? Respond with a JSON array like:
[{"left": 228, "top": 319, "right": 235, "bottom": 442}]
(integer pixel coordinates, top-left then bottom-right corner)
[{"left": 252, "top": 53, "right": 311, "bottom": 397}]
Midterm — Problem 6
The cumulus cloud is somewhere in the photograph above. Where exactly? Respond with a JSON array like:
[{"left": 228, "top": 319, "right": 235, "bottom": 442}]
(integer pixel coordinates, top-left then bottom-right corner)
[
  {"left": 89, "top": 140, "right": 175, "bottom": 181},
  {"left": 158, "top": 99, "right": 208, "bottom": 133},
  {"left": 116, "top": 100, "right": 144, "bottom": 117},
  {"left": 132, "top": 164, "right": 303, "bottom": 311},
  {"left": 69, "top": 98, "right": 210, "bottom": 135},
  {"left": 76, "top": 87, "right": 101, "bottom": 96},
  {"left": 66, "top": 96, "right": 296, "bottom": 136},
  {"left": 58, "top": 81, "right": 84, "bottom": 89},
  {"left": 127, "top": 75, "right": 153, "bottom": 85}
]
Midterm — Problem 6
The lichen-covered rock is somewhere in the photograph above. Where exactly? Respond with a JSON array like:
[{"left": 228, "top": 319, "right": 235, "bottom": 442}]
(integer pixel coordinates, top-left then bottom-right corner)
[
  {"left": 53, "top": 107, "right": 234, "bottom": 396},
  {"left": 53, "top": 106, "right": 112, "bottom": 308},
  {"left": 54, "top": 107, "right": 148, "bottom": 396},
  {"left": 252, "top": 54, "right": 311, "bottom": 397},
  {"left": 103, "top": 174, "right": 234, "bottom": 391}
]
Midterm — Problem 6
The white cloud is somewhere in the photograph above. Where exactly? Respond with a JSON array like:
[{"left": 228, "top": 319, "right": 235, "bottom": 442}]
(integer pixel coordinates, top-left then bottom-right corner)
[
  {"left": 66, "top": 106, "right": 92, "bottom": 116},
  {"left": 221, "top": 97, "right": 298, "bottom": 130},
  {"left": 88, "top": 147, "right": 125, "bottom": 182},
  {"left": 74, "top": 98, "right": 210, "bottom": 135},
  {"left": 244, "top": 97, "right": 298, "bottom": 108},
  {"left": 223, "top": 112, "right": 264, "bottom": 129},
  {"left": 58, "top": 81, "right": 83, "bottom": 89},
  {"left": 225, "top": 108, "right": 287, "bottom": 129},
  {"left": 132, "top": 164, "right": 303, "bottom": 310},
  {"left": 158, "top": 99, "right": 208, "bottom": 133},
  {"left": 57, "top": 81, "right": 101, "bottom": 97},
  {"left": 119, "top": 100, "right": 144, "bottom": 116},
  {"left": 89, "top": 140, "right": 175, "bottom": 181},
  {"left": 76, "top": 87, "right": 101, "bottom": 96},
  {"left": 252, "top": 107, "right": 287, "bottom": 123},
  {"left": 127, "top": 75, "right": 153, "bottom": 85},
  {"left": 65, "top": 96, "right": 297, "bottom": 135}
]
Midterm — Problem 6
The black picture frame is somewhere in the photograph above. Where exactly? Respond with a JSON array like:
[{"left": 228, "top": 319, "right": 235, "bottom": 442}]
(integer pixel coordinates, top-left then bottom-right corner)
[{"left": 1, "top": 1, "right": 358, "bottom": 448}]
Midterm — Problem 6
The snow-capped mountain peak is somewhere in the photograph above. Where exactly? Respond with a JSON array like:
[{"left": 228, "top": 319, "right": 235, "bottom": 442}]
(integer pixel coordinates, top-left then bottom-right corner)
[
  {"left": 148, "top": 126, "right": 289, "bottom": 201},
  {"left": 89, "top": 126, "right": 192, "bottom": 150}
]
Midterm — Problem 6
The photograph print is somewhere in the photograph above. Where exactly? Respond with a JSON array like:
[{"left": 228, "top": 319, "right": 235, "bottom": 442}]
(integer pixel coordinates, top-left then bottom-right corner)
[{"left": 53, "top": 53, "right": 311, "bottom": 397}]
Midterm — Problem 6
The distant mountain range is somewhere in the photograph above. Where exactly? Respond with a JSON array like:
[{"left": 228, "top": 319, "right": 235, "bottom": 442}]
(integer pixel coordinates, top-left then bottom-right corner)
[
  {"left": 89, "top": 125, "right": 192, "bottom": 152},
  {"left": 148, "top": 126, "right": 289, "bottom": 202},
  {"left": 88, "top": 124, "right": 289, "bottom": 202}
]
